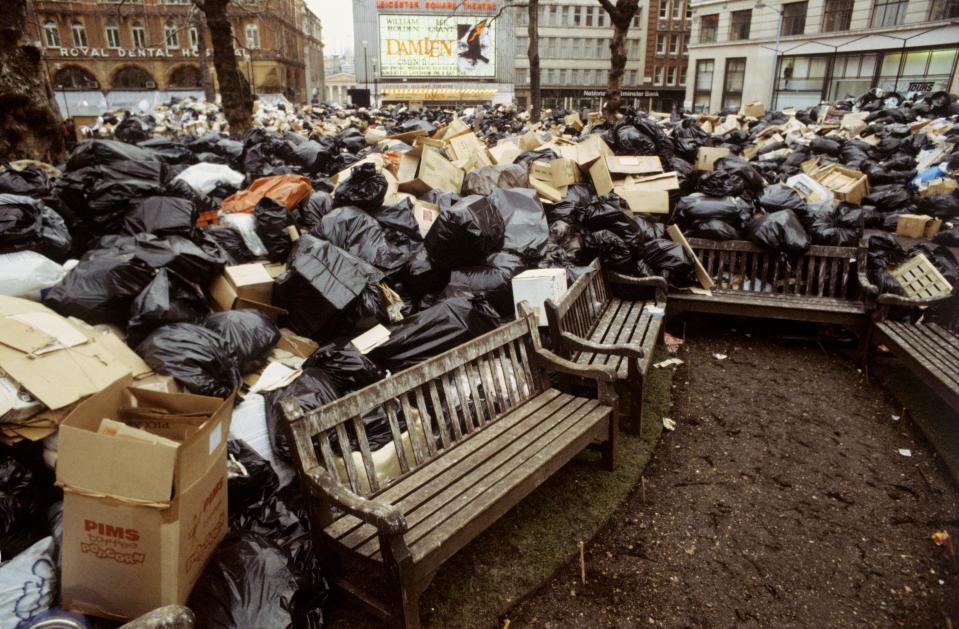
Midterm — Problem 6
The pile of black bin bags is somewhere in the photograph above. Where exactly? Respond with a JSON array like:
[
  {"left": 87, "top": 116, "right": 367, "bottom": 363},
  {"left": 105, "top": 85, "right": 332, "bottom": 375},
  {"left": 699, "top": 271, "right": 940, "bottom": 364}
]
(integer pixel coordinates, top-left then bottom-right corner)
[{"left": 1, "top": 90, "right": 959, "bottom": 627}]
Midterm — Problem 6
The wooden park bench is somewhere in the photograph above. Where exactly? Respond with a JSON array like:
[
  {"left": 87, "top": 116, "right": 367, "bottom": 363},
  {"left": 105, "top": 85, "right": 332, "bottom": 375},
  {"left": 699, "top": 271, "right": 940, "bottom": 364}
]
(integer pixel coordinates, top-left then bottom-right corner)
[
  {"left": 281, "top": 304, "right": 620, "bottom": 629},
  {"left": 543, "top": 258, "right": 667, "bottom": 433},
  {"left": 667, "top": 238, "right": 869, "bottom": 333}
]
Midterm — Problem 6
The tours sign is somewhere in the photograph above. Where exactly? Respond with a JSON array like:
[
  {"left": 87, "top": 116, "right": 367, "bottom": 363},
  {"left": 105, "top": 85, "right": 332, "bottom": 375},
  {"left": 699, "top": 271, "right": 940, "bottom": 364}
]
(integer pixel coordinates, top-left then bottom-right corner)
[{"left": 379, "top": 15, "right": 495, "bottom": 78}]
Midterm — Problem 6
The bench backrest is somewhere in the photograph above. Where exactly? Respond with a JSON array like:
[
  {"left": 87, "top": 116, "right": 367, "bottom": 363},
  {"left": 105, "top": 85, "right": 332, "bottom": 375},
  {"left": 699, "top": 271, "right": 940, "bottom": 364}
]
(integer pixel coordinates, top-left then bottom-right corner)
[
  {"left": 685, "top": 238, "right": 863, "bottom": 300},
  {"left": 282, "top": 311, "right": 548, "bottom": 497},
  {"left": 544, "top": 259, "right": 609, "bottom": 358}
]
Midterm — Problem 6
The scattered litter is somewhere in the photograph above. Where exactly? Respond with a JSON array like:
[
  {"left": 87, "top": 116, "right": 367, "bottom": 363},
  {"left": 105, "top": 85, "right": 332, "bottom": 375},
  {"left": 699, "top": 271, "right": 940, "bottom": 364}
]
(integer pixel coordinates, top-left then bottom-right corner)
[
  {"left": 892, "top": 414, "right": 901, "bottom": 421},
  {"left": 664, "top": 333, "right": 684, "bottom": 354},
  {"left": 662, "top": 417, "right": 676, "bottom": 431},
  {"left": 898, "top": 449, "right": 913, "bottom": 457},
  {"left": 654, "top": 358, "right": 684, "bottom": 369},
  {"left": 713, "top": 353, "right": 728, "bottom": 360}
]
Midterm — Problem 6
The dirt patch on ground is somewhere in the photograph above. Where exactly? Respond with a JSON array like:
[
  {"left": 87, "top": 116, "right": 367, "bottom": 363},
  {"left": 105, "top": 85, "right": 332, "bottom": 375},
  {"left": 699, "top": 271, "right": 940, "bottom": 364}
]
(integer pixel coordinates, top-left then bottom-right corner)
[{"left": 508, "top": 319, "right": 959, "bottom": 628}]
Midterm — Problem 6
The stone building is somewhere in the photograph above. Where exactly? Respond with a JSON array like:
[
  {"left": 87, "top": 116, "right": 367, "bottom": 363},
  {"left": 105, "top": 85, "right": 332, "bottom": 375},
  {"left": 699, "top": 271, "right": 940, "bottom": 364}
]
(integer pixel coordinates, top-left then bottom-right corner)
[
  {"left": 27, "top": 0, "right": 312, "bottom": 117},
  {"left": 642, "top": 0, "right": 691, "bottom": 111},
  {"left": 302, "top": 2, "right": 325, "bottom": 102}
]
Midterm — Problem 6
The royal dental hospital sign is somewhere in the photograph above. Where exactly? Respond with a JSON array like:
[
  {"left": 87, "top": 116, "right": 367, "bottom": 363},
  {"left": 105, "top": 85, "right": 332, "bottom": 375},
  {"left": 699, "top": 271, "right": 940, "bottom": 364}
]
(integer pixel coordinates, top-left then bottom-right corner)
[{"left": 52, "top": 46, "right": 250, "bottom": 59}]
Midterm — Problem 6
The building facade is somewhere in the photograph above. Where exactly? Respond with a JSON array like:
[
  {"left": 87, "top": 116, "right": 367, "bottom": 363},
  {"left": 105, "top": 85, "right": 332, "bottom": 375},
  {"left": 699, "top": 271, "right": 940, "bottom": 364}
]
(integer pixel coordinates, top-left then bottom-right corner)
[
  {"left": 643, "top": 0, "right": 692, "bottom": 111},
  {"left": 27, "top": 0, "right": 312, "bottom": 118},
  {"left": 352, "top": 0, "right": 515, "bottom": 106},
  {"left": 513, "top": 0, "right": 654, "bottom": 111},
  {"left": 685, "top": 0, "right": 959, "bottom": 113},
  {"left": 302, "top": 3, "right": 325, "bottom": 102},
  {"left": 325, "top": 72, "right": 357, "bottom": 104}
]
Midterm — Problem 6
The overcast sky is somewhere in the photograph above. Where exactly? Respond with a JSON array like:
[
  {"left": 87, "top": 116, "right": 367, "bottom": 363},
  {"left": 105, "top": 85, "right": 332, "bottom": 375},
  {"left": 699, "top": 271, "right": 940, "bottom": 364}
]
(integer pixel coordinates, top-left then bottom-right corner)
[{"left": 307, "top": 0, "right": 355, "bottom": 56}]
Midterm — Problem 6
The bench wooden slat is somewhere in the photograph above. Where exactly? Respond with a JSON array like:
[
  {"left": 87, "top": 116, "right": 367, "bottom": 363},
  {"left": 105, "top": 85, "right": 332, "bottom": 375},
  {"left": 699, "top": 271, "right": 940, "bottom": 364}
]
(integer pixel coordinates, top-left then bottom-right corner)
[
  {"left": 335, "top": 422, "right": 362, "bottom": 494},
  {"left": 576, "top": 297, "right": 622, "bottom": 366},
  {"left": 400, "top": 393, "right": 428, "bottom": 466},
  {"left": 319, "top": 432, "right": 341, "bottom": 484},
  {"left": 427, "top": 380, "right": 452, "bottom": 450},
  {"left": 602, "top": 299, "right": 643, "bottom": 370},
  {"left": 327, "top": 390, "right": 569, "bottom": 543},
  {"left": 672, "top": 290, "right": 864, "bottom": 314},
  {"left": 876, "top": 322, "right": 959, "bottom": 410},
  {"left": 412, "top": 388, "right": 437, "bottom": 458},
  {"left": 352, "top": 415, "right": 380, "bottom": 493},
  {"left": 884, "top": 322, "right": 959, "bottom": 380},
  {"left": 385, "top": 402, "right": 411, "bottom": 475},
  {"left": 928, "top": 323, "right": 959, "bottom": 355}
]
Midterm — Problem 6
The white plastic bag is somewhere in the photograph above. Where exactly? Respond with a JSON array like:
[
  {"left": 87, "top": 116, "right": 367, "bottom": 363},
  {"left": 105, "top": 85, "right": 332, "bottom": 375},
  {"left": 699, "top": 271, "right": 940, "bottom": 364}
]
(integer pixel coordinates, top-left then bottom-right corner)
[
  {"left": 173, "top": 163, "right": 245, "bottom": 195},
  {"left": 0, "top": 252, "right": 65, "bottom": 301},
  {"left": 220, "top": 212, "right": 268, "bottom": 257},
  {"left": 0, "top": 536, "right": 55, "bottom": 629}
]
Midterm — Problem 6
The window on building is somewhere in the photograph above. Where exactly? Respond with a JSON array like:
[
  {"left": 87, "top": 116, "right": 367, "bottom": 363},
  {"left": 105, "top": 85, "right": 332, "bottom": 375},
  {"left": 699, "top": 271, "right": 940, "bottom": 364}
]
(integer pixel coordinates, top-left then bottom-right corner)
[
  {"left": 821, "top": 0, "right": 853, "bottom": 31},
  {"left": 722, "top": 58, "right": 746, "bottom": 110},
  {"left": 598, "top": 10, "right": 606, "bottom": 27},
  {"left": 782, "top": 2, "right": 807, "bottom": 35},
  {"left": 633, "top": 12, "right": 642, "bottom": 27},
  {"left": 113, "top": 65, "right": 154, "bottom": 89},
  {"left": 189, "top": 26, "right": 199, "bottom": 48},
  {"left": 654, "top": 65, "right": 664, "bottom": 84},
  {"left": 669, "top": 33, "right": 679, "bottom": 54},
  {"left": 930, "top": 0, "right": 959, "bottom": 19},
  {"left": 694, "top": 59, "right": 714, "bottom": 112},
  {"left": 245, "top": 23, "right": 260, "bottom": 49},
  {"left": 71, "top": 20, "right": 86, "bottom": 48},
  {"left": 730, "top": 9, "right": 751, "bottom": 40},
  {"left": 776, "top": 54, "right": 828, "bottom": 109},
  {"left": 877, "top": 47, "right": 959, "bottom": 93},
  {"left": 672, "top": 1, "right": 681, "bottom": 19},
  {"left": 659, "top": 2, "right": 668, "bottom": 19},
  {"left": 549, "top": 6, "right": 557, "bottom": 26},
  {"left": 43, "top": 20, "right": 60, "bottom": 47},
  {"left": 105, "top": 21, "right": 120, "bottom": 48},
  {"left": 586, "top": 7, "right": 594, "bottom": 26},
  {"left": 131, "top": 21, "right": 146, "bottom": 49},
  {"left": 700, "top": 14, "right": 718, "bottom": 43},
  {"left": 656, "top": 33, "right": 665, "bottom": 54},
  {"left": 53, "top": 66, "right": 97, "bottom": 89},
  {"left": 561, "top": 6, "right": 569, "bottom": 26},
  {"left": 686, "top": 1, "right": 692, "bottom": 19},
  {"left": 165, "top": 22, "right": 179, "bottom": 48},
  {"left": 667, "top": 66, "right": 677, "bottom": 85},
  {"left": 872, "top": 0, "right": 908, "bottom": 27},
  {"left": 573, "top": 6, "right": 582, "bottom": 25},
  {"left": 679, "top": 65, "right": 687, "bottom": 85},
  {"left": 169, "top": 65, "right": 201, "bottom": 88}
]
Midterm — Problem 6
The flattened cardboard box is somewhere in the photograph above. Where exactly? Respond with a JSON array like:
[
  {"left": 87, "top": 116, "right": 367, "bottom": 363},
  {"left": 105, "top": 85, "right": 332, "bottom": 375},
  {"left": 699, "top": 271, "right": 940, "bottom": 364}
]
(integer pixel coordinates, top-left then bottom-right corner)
[
  {"left": 58, "top": 378, "right": 234, "bottom": 620},
  {"left": 695, "top": 147, "right": 731, "bottom": 171}
]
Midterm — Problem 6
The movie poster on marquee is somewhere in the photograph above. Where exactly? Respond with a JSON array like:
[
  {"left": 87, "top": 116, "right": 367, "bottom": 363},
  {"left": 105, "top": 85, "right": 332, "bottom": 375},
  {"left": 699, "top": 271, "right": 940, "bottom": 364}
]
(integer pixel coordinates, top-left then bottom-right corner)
[{"left": 379, "top": 15, "right": 495, "bottom": 78}]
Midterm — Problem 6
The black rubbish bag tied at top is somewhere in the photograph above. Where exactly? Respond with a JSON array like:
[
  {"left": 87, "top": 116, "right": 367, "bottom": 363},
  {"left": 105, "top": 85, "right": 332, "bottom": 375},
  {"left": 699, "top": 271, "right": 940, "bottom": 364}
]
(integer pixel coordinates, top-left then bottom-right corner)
[
  {"left": 136, "top": 322, "right": 242, "bottom": 398},
  {"left": 424, "top": 194, "right": 505, "bottom": 268},
  {"left": 126, "top": 268, "right": 210, "bottom": 348},
  {"left": 203, "top": 309, "right": 281, "bottom": 374},
  {"left": 745, "top": 210, "right": 811, "bottom": 255},
  {"left": 332, "top": 162, "right": 388, "bottom": 211}
]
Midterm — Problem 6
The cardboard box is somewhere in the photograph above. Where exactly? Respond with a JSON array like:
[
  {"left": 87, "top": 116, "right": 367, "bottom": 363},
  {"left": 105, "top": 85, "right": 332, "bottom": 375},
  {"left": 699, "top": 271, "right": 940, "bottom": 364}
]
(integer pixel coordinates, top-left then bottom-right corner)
[
  {"left": 667, "top": 225, "right": 715, "bottom": 290},
  {"left": 488, "top": 142, "right": 522, "bottom": 165},
  {"left": 615, "top": 186, "right": 670, "bottom": 214},
  {"left": 208, "top": 263, "right": 286, "bottom": 319},
  {"left": 589, "top": 155, "right": 664, "bottom": 196},
  {"left": 529, "top": 176, "right": 565, "bottom": 202},
  {"left": 398, "top": 146, "right": 464, "bottom": 195},
  {"left": 741, "top": 102, "right": 766, "bottom": 118},
  {"left": 58, "top": 378, "right": 234, "bottom": 620},
  {"left": 896, "top": 214, "right": 943, "bottom": 239},
  {"left": 840, "top": 111, "right": 869, "bottom": 137},
  {"left": 811, "top": 164, "right": 869, "bottom": 205},
  {"left": 920, "top": 177, "right": 958, "bottom": 197},
  {"left": 412, "top": 200, "right": 440, "bottom": 238},
  {"left": 574, "top": 134, "right": 614, "bottom": 167},
  {"left": 695, "top": 147, "right": 731, "bottom": 171},
  {"left": 564, "top": 112, "right": 584, "bottom": 131},
  {"left": 511, "top": 268, "right": 567, "bottom": 326}
]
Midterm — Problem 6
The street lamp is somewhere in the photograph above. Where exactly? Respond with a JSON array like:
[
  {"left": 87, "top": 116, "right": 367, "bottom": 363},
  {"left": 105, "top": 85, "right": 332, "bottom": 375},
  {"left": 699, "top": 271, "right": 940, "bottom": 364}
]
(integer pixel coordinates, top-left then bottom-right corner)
[
  {"left": 362, "top": 40, "right": 370, "bottom": 106},
  {"left": 373, "top": 62, "right": 379, "bottom": 108},
  {"left": 756, "top": 1, "right": 784, "bottom": 109}
]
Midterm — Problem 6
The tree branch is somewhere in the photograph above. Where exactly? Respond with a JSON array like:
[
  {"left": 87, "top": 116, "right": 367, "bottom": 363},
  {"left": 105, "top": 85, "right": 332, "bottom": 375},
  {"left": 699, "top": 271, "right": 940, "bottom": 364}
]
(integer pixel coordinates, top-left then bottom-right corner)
[{"left": 597, "top": 0, "right": 618, "bottom": 20}]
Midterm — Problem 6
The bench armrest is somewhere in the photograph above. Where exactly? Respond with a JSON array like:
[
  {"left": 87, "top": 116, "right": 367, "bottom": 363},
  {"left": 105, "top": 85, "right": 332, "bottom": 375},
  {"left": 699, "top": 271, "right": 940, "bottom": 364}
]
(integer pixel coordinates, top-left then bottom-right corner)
[
  {"left": 560, "top": 331, "right": 644, "bottom": 359},
  {"left": 857, "top": 268, "right": 879, "bottom": 297},
  {"left": 877, "top": 293, "right": 953, "bottom": 307},
  {"left": 305, "top": 467, "right": 408, "bottom": 536},
  {"left": 534, "top": 347, "right": 618, "bottom": 382},
  {"left": 605, "top": 272, "right": 667, "bottom": 291}
]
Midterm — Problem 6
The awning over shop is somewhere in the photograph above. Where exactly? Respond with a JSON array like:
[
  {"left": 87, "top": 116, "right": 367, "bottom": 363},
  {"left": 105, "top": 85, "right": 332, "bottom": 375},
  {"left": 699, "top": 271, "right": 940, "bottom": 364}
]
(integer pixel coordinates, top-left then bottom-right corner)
[{"left": 382, "top": 88, "right": 499, "bottom": 101}]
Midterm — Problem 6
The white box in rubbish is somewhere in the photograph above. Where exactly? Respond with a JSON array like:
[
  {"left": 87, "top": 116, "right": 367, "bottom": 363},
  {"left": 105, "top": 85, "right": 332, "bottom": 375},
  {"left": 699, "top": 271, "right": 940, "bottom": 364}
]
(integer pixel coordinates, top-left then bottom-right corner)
[{"left": 512, "top": 269, "right": 568, "bottom": 327}]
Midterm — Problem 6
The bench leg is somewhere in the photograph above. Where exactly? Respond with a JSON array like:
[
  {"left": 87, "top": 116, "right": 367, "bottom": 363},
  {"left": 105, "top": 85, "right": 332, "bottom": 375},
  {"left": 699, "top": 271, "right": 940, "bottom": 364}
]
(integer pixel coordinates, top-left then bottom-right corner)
[
  {"left": 859, "top": 319, "right": 875, "bottom": 372},
  {"left": 599, "top": 381, "right": 618, "bottom": 471},
  {"left": 381, "top": 534, "right": 421, "bottom": 629}
]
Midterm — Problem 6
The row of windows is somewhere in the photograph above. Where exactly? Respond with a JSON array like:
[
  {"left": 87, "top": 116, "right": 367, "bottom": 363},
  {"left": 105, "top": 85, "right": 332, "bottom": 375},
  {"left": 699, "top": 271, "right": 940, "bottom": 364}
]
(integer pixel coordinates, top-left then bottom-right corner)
[
  {"left": 699, "top": 0, "right": 959, "bottom": 44},
  {"left": 42, "top": 18, "right": 261, "bottom": 50},
  {"left": 651, "top": 64, "right": 687, "bottom": 86},
  {"left": 692, "top": 58, "right": 745, "bottom": 112},
  {"left": 658, "top": 0, "right": 692, "bottom": 21},
  {"left": 515, "top": 3, "right": 645, "bottom": 28},
  {"left": 515, "top": 35, "right": 643, "bottom": 59},
  {"left": 654, "top": 32, "right": 688, "bottom": 56},
  {"left": 52, "top": 64, "right": 203, "bottom": 90},
  {"left": 516, "top": 65, "right": 686, "bottom": 87}
]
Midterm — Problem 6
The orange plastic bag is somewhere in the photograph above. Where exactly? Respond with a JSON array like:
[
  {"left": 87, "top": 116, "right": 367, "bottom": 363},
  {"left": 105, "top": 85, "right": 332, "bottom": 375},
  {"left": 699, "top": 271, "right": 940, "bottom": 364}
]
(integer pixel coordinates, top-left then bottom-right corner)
[{"left": 221, "top": 174, "right": 313, "bottom": 214}]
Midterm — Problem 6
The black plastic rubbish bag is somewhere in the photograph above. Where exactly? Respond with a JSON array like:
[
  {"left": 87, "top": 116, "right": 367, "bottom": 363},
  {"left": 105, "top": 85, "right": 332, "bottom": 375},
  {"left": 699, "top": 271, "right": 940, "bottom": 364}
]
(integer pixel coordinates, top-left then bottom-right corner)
[
  {"left": 489, "top": 188, "right": 548, "bottom": 262},
  {"left": 933, "top": 226, "right": 959, "bottom": 246},
  {"left": 0, "top": 193, "right": 43, "bottom": 253},
  {"left": 582, "top": 229, "right": 635, "bottom": 273},
  {"left": 136, "top": 323, "right": 242, "bottom": 398},
  {"left": 914, "top": 192, "right": 959, "bottom": 220},
  {"left": 445, "top": 251, "right": 527, "bottom": 317},
  {"left": 103, "top": 233, "right": 227, "bottom": 285},
  {"left": 315, "top": 206, "right": 412, "bottom": 276},
  {"left": 255, "top": 197, "right": 294, "bottom": 263},
  {"left": 639, "top": 238, "right": 694, "bottom": 276},
  {"left": 204, "top": 310, "right": 281, "bottom": 374},
  {"left": 424, "top": 194, "right": 505, "bottom": 268},
  {"left": 293, "top": 191, "right": 334, "bottom": 230},
  {"left": 203, "top": 224, "right": 257, "bottom": 265},
  {"left": 758, "top": 185, "right": 808, "bottom": 220},
  {"left": 462, "top": 164, "right": 529, "bottom": 196},
  {"left": 227, "top": 439, "right": 279, "bottom": 517},
  {"left": 123, "top": 196, "right": 197, "bottom": 240},
  {"left": 126, "top": 268, "right": 210, "bottom": 348},
  {"left": 263, "top": 368, "right": 340, "bottom": 462},
  {"left": 43, "top": 251, "right": 155, "bottom": 325},
  {"left": 807, "top": 206, "right": 863, "bottom": 247},
  {"left": 676, "top": 194, "right": 750, "bottom": 227},
  {"left": 0, "top": 166, "right": 49, "bottom": 196},
  {"left": 634, "top": 215, "right": 666, "bottom": 242},
  {"left": 368, "top": 197, "right": 422, "bottom": 240},
  {"left": 188, "top": 532, "right": 327, "bottom": 629},
  {"left": 66, "top": 139, "right": 161, "bottom": 171},
  {"left": 401, "top": 247, "right": 451, "bottom": 297},
  {"left": 38, "top": 205, "right": 72, "bottom": 262},
  {"left": 689, "top": 218, "right": 740, "bottom": 240},
  {"left": 547, "top": 184, "right": 592, "bottom": 223},
  {"left": 273, "top": 235, "right": 385, "bottom": 339},
  {"left": 332, "top": 163, "right": 387, "bottom": 211},
  {"left": 0, "top": 454, "right": 48, "bottom": 559},
  {"left": 745, "top": 210, "right": 811, "bottom": 255},
  {"left": 114, "top": 115, "right": 155, "bottom": 144},
  {"left": 370, "top": 295, "right": 500, "bottom": 371},
  {"left": 514, "top": 147, "right": 558, "bottom": 167},
  {"left": 303, "top": 340, "right": 385, "bottom": 393},
  {"left": 810, "top": 137, "right": 841, "bottom": 157},
  {"left": 863, "top": 187, "right": 912, "bottom": 213},
  {"left": 575, "top": 195, "right": 642, "bottom": 247}
]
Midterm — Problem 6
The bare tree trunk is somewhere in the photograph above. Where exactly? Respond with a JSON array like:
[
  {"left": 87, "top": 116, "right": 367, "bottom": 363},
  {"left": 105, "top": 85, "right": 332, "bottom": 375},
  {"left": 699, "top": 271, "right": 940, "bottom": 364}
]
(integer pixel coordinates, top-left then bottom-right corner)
[
  {"left": 194, "top": 12, "right": 216, "bottom": 102},
  {"left": 598, "top": 0, "right": 639, "bottom": 122},
  {"left": 0, "top": 0, "right": 65, "bottom": 162},
  {"left": 527, "top": 0, "right": 541, "bottom": 123},
  {"left": 196, "top": 0, "right": 252, "bottom": 137}
]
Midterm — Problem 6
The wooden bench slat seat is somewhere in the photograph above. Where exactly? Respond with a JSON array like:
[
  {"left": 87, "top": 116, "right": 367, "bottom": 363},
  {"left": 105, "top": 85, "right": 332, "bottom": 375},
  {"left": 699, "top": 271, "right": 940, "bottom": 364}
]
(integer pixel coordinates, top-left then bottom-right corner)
[
  {"left": 874, "top": 321, "right": 959, "bottom": 411},
  {"left": 667, "top": 238, "right": 869, "bottom": 330},
  {"left": 281, "top": 306, "right": 621, "bottom": 628},
  {"left": 544, "top": 259, "right": 667, "bottom": 433}
]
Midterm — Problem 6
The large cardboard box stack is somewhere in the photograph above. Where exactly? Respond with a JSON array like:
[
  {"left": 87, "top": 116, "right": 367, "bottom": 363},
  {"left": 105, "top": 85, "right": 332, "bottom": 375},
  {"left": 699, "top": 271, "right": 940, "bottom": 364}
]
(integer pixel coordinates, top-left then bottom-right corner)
[
  {"left": 58, "top": 377, "right": 235, "bottom": 620},
  {"left": 810, "top": 164, "right": 870, "bottom": 204},
  {"left": 208, "top": 262, "right": 285, "bottom": 318}
]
